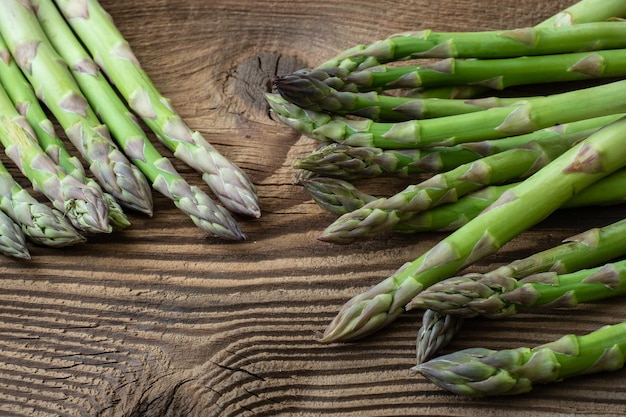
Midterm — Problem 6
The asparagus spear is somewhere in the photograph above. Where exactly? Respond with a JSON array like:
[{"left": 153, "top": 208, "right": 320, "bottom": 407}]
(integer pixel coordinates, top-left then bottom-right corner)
[
  {"left": 414, "top": 321, "right": 626, "bottom": 397},
  {"left": 0, "top": 85, "right": 110, "bottom": 234},
  {"left": 411, "top": 197, "right": 626, "bottom": 362},
  {"left": 301, "top": 164, "right": 626, "bottom": 227},
  {"left": 320, "top": 116, "right": 626, "bottom": 343},
  {"left": 54, "top": 0, "right": 260, "bottom": 219},
  {"left": 315, "top": 0, "right": 626, "bottom": 87},
  {"left": 0, "top": 0, "right": 153, "bottom": 216},
  {"left": 0, "top": 207, "right": 30, "bottom": 259},
  {"left": 277, "top": 88, "right": 521, "bottom": 122},
  {"left": 295, "top": 114, "right": 620, "bottom": 178},
  {"left": 410, "top": 216, "right": 626, "bottom": 318},
  {"left": 0, "top": 160, "right": 85, "bottom": 247},
  {"left": 415, "top": 309, "right": 464, "bottom": 364},
  {"left": 412, "top": 260, "right": 626, "bottom": 318},
  {"left": 297, "top": 176, "right": 377, "bottom": 216},
  {"left": 267, "top": 81, "right": 626, "bottom": 149},
  {"left": 326, "top": 22, "right": 625, "bottom": 65},
  {"left": 32, "top": 0, "right": 244, "bottom": 240},
  {"left": 278, "top": 48, "right": 626, "bottom": 109},
  {"left": 0, "top": 35, "right": 130, "bottom": 231},
  {"left": 317, "top": 0, "right": 626, "bottom": 73},
  {"left": 538, "top": 0, "right": 626, "bottom": 27},
  {"left": 320, "top": 138, "right": 580, "bottom": 244},
  {"left": 318, "top": 22, "right": 626, "bottom": 69}
]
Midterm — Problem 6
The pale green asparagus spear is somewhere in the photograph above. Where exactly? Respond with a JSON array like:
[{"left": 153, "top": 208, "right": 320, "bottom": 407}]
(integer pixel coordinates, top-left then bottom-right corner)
[
  {"left": 320, "top": 138, "right": 579, "bottom": 244},
  {"left": 410, "top": 218, "right": 626, "bottom": 318},
  {"left": 411, "top": 216, "right": 626, "bottom": 360},
  {"left": 297, "top": 176, "right": 377, "bottom": 216},
  {"left": 412, "top": 260, "right": 626, "bottom": 318},
  {"left": 266, "top": 82, "right": 626, "bottom": 149},
  {"left": 318, "top": 1, "right": 626, "bottom": 73},
  {"left": 33, "top": 0, "right": 244, "bottom": 240},
  {"left": 538, "top": 0, "right": 626, "bottom": 27},
  {"left": 0, "top": 160, "right": 85, "bottom": 247},
  {"left": 0, "top": 35, "right": 130, "bottom": 231},
  {"left": 0, "top": 0, "right": 154, "bottom": 215},
  {"left": 415, "top": 309, "right": 464, "bottom": 364},
  {"left": 0, "top": 85, "right": 110, "bottom": 234},
  {"left": 320, "top": 116, "right": 626, "bottom": 343},
  {"left": 54, "top": 0, "right": 260, "bottom": 219},
  {"left": 301, "top": 164, "right": 626, "bottom": 225},
  {"left": 295, "top": 114, "right": 620, "bottom": 178},
  {"left": 274, "top": 49, "right": 626, "bottom": 117},
  {"left": 414, "top": 321, "right": 626, "bottom": 397},
  {"left": 0, "top": 206, "right": 30, "bottom": 259},
  {"left": 317, "top": 22, "right": 626, "bottom": 71}
]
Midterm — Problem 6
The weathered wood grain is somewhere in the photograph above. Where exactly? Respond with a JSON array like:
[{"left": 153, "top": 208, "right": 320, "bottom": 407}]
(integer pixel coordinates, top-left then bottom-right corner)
[{"left": 1, "top": 0, "right": 626, "bottom": 415}]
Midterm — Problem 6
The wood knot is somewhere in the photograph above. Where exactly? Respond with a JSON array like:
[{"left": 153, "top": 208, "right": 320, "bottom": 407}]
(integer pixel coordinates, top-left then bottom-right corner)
[{"left": 224, "top": 52, "right": 308, "bottom": 122}]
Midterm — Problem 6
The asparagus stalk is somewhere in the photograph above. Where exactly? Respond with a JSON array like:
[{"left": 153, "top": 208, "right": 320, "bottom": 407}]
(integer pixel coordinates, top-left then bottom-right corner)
[
  {"left": 315, "top": 0, "right": 626, "bottom": 86},
  {"left": 320, "top": 116, "right": 626, "bottom": 343},
  {"left": 411, "top": 193, "right": 626, "bottom": 362},
  {"left": 317, "top": 0, "right": 626, "bottom": 73},
  {"left": 33, "top": 0, "right": 244, "bottom": 240},
  {"left": 316, "top": 22, "right": 626, "bottom": 71},
  {"left": 412, "top": 260, "right": 626, "bottom": 318},
  {"left": 278, "top": 48, "right": 626, "bottom": 109},
  {"left": 538, "top": 0, "right": 626, "bottom": 27},
  {"left": 320, "top": 138, "right": 580, "bottom": 244},
  {"left": 295, "top": 114, "right": 620, "bottom": 178},
  {"left": 0, "top": 0, "right": 154, "bottom": 216},
  {"left": 0, "top": 35, "right": 130, "bottom": 231},
  {"left": 297, "top": 176, "right": 377, "bottom": 216},
  {"left": 266, "top": 81, "right": 626, "bottom": 149},
  {"left": 301, "top": 163, "right": 626, "bottom": 227},
  {"left": 54, "top": 0, "right": 260, "bottom": 219},
  {"left": 0, "top": 84, "right": 110, "bottom": 233},
  {"left": 410, "top": 216, "right": 626, "bottom": 317},
  {"left": 0, "top": 207, "right": 30, "bottom": 259},
  {"left": 327, "top": 22, "right": 626, "bottom": 65},
  {"left": 0, "top": 160, "right": 85, "bottom": 247},
  {"left": 414, "top": 321, "right": 626, "bottom": 397},
  {"left": 282, "top": 87, "right": 534, "bottom": 122},
  {"left": 415, "top": 309, "right": 464, "bottom": 364}
]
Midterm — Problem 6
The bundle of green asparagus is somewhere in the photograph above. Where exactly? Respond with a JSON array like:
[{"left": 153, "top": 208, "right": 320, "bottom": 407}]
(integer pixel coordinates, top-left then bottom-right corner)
[
  {"left": 269, "top": 0, "right": 626, "bottom": 397},
  {"left": 0, "top": 0, "right": 260, "bottom": 257}
]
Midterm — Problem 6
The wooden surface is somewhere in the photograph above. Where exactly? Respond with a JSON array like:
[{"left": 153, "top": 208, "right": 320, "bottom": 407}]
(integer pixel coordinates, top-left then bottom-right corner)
[{"left": 2, "top": 0, "right": 626, "bottom": 415}]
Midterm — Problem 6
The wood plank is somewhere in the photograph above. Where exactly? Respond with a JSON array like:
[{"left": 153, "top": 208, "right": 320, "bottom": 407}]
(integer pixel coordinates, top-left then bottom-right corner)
[{"left": 1, "top": 0, "right": 626, "bottom": 415}]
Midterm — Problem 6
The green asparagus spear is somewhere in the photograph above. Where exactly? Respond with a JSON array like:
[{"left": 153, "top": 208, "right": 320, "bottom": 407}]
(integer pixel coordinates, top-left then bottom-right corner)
[
  {"left": 301, "top": 163, "right": 626, "bottom": 227},
  {"left": 0, "top": 160, "right": 85, "bottom": 247},
  {"left": 0, "top": 0, "right": 153, "bottom": 216},
  {"left": 279, "top": 48, "right": 626, "bottom": 108},
  {"left": 297, "top": 176, "right": 377, "bottom": 216},
  {"left": 415, "top": 309, "right": 464, "bottom": 364},
  {"left": 320, "top": 116, "right": 626, "bottom": 343},
  {"left": 414, "top": 321, "right": 626, "bottom": 397},
  {"left": 0, "top": 82, "right": 110, "bottom": 234},
  {"left": 329, "top": 22, "right": 626, "bottom": 67},
  {"left": 0, "top": 35, "right": 130, "bottom": 231},
  {"left": 410, "top": 216, "right": 626, "bottom": 318},
  {"left": 538, "top": 0, "right": 626, "bottom": 27},
  {"left": 267, "top": 81, "right": 626, "bottom": 149},
  {"left": 0, "top": 206, "right": 30, "bottom": 259},
  {"left": 33, "top": 0, "right": 244, "bottom": 240},
  {"left": 295, "top": 114, "right": 620, "bottom": 178},
  {"left": 412, "top": 260, "right": 626, "bottom": 318},
  {"left": 318, "top": 0, "right": 626, "bottom": 73},
  {"left": 54, "top": 0, "right": 260, "bottom": 219},
  {"left": 320, "top": 138, "right": 580, "bottom": 244}
]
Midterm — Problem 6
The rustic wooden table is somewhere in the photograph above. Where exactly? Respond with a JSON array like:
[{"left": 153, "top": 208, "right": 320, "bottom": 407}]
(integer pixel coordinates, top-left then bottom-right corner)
[{"left": 2, "top": 0, "right": 626, "bottom": 415}]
